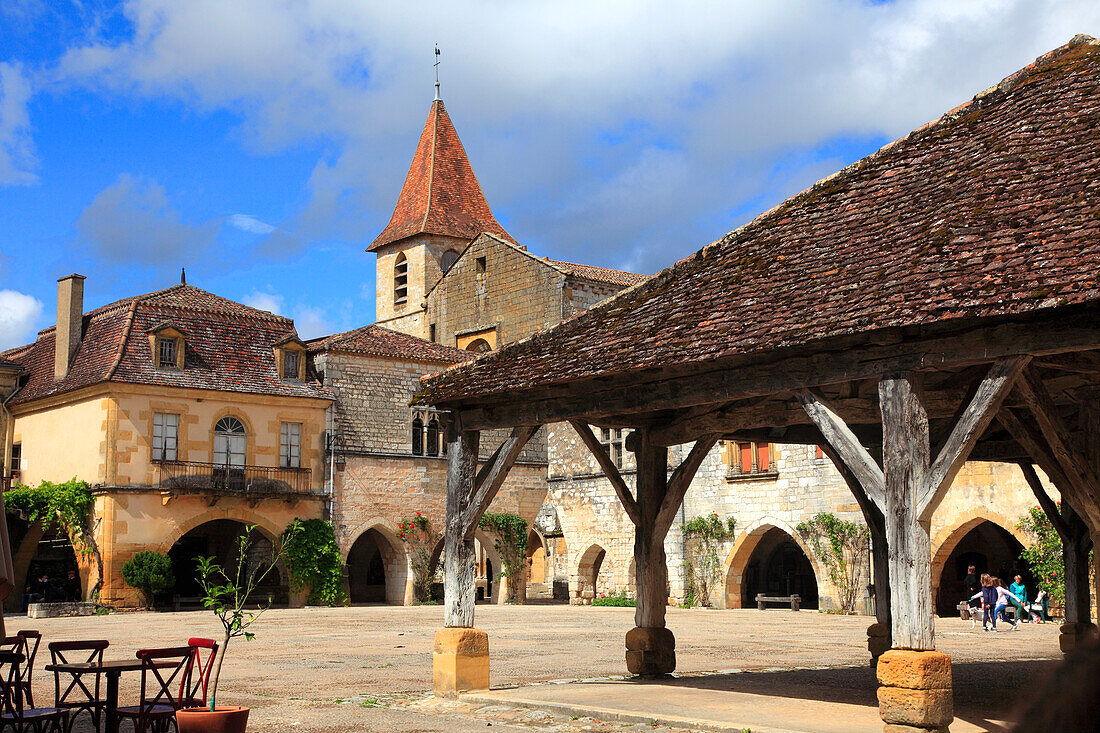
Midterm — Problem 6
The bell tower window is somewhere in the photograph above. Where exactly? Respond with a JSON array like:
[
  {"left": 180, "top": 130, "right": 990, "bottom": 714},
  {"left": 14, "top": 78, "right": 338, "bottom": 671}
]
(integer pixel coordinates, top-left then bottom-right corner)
[{"left": 394, "top": 253, "right": 409, "bottom": 306}]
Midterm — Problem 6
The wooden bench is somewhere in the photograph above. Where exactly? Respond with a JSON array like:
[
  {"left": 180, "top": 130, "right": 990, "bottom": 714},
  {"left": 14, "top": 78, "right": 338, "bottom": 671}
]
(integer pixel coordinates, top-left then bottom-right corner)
[
  {"left": 756, "top": 593, "right": 800, "bottom": 611},
  {"left": 172, "top": 595, "right": 204, "bottom": 611}
]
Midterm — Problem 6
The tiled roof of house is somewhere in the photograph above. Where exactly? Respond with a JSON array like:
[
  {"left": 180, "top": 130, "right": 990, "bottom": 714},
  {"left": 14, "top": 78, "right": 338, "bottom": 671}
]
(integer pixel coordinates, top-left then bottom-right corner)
[
  {"left": 368, "top": 100, "right": 517, "bottom": 251},
  {"left": 0, "top": 355, "right": 22, "bottom": 370},
  {"left": 419, "top": 36, "right": 1100, "bottom": 406},
  {"left": 2, "top": 284, "right": 331, "bottom": 405},
  {"left": 308, "top": 324, "right": 474, "bottom": 364},
  {"left": 548, "top": 260, "right": 649, "bottom": 287}
]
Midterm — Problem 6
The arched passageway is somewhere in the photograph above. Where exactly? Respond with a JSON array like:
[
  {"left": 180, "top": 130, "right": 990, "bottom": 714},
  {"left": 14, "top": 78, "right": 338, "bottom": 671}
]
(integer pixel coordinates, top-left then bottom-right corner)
[
  {"left": 17, "top": 521, "right": 82, "bottom": 608},
  {"left": 167, "top": 519, "right": 288, "bottom": 605},
  {"left": 347, "top": 527, "right": 407, "bottom": 604},
  {"left": 728, "top": 526, "right": 819, "bottom": 609},
  {"left": 429, "top": 533, "right": 503, "bottom": 603},
  {"left": 575, "top": 544, "right": 616, "bottom": 602},
  {"left": 933, "top": 519, "right": 1031, "bottom": 617},
  {"left": 527, "top": 528, "right": 547, "bottom": 584}
]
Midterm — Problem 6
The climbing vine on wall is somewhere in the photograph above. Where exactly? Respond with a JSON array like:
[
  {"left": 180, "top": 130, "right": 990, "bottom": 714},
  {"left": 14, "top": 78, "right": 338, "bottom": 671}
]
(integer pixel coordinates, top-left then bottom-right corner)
[
  {"left": 397, "top": 513, "right": 441, "bottom": 602},
  {"left": 280, "top": 518, "right": 347, "bottom": 606},
  {"left": 479, "top": 512, "right": 528, "bottom": 603},
  {"left": 796, "top": 512, "right": 869, "bottom": 613},
  {"left": 682, "top": 513, "right": 736, "bottom": 607},
  {"left": 6, "top": 478, "right": 103, "bottom": 600}
]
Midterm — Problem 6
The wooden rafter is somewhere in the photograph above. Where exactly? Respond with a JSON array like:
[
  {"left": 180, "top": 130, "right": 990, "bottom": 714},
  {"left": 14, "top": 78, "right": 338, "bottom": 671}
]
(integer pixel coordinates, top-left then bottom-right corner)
[
  {"left": 655, "top": 435, "right": 720, "bottom": 536},
  {"left": 797, "top": 389, "right": 885, "bottom": 508},
  {"left": 569, "top": 420, "right": 640, "bottom": 525}
]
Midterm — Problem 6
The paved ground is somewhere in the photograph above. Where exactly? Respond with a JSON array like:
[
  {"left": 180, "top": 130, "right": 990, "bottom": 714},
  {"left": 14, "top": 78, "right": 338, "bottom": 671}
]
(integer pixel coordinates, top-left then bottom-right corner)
[{"left": 6, "top": 604, "right": 1060, "bottom": 732}]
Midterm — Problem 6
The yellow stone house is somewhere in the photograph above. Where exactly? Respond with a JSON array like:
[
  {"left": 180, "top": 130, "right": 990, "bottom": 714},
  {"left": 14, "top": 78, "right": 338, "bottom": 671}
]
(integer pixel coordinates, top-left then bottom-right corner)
[{"left": 1, "top": 274, "right": 332, "bottom": 607}]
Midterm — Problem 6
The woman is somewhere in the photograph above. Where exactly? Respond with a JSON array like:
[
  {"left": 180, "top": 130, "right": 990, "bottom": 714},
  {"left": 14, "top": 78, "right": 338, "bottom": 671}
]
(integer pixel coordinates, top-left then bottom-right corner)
[
  {"left": 1008, "top": 574, "right": 1029, "bottom": 624},
  {"left": 964, "top": 565, "right": 981, "bottom": 628}
]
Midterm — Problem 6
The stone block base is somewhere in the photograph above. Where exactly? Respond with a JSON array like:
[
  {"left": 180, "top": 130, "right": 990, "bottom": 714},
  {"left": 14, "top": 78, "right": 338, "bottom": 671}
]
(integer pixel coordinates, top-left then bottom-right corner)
[
  {"left": 433, "top": 627, "right": 489, "bottom": 698},
  {"left": 876, "top": 650, "right": 953, "bottom": 730},
  {"left": 625, "top": 626, "right": 675, "bottom": 676},
  {"left": 1058, "top": 622, "right": 1098, "bottom": 654},
  {"left": 27, "top": 602, "right": 96, "bottom": 619},
  {"left": 867, "top": 622, "right": 890, "bottom": 664}
]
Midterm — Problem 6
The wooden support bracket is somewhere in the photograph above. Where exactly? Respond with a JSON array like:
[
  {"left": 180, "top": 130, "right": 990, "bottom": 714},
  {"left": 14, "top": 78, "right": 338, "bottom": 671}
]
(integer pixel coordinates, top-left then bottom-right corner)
[{"left": 569, "top": 420, "right": 640, "bottom": 525}]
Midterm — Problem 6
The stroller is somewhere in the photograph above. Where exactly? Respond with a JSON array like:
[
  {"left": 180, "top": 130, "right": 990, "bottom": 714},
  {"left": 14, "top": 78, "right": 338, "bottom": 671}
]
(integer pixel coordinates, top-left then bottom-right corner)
[{"left": 1027, "top": 590, "right": 1049, "bottom": 623}]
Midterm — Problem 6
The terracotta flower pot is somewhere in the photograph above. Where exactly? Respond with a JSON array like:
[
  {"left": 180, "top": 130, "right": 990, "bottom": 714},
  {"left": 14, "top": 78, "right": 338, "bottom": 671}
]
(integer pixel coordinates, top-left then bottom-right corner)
[{"left": 176, "top": 706, "right": 250, "bottom": 733}]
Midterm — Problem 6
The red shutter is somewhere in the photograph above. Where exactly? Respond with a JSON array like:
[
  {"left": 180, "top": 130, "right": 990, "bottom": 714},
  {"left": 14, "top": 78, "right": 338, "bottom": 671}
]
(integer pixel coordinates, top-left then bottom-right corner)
[
  {"left": 739, "top": 443, "right": 753, "bottom": 473},
  {"left": 757, "top": 443, "right": 770, "bottom": 472}
]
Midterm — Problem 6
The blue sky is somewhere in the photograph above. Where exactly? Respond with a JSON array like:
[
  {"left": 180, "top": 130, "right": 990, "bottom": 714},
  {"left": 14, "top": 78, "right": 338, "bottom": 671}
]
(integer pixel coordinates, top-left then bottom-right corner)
[{"left": 1, "top": 0, "right": 1097, "bottom": 348}]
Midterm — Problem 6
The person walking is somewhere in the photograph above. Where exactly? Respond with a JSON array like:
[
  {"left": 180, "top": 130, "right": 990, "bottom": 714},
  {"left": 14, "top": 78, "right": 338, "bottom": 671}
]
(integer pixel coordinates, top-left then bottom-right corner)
[
  {"left": 971, "top": 574, "right": 998, "bottom": 631},
  {"left": 1008, "top": 574, "right": 1029, "bottom": 624},
  {"left": 964, "top": 565, "right": 981, "bottom": 629},
  {"left": 992, "top": 577, "right": 1024, "bottom": 631}
]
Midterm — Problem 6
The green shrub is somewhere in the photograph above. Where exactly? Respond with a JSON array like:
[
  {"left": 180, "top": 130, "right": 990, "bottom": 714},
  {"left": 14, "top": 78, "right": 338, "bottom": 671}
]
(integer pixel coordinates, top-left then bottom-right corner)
[
  {"left": 122, "top": 551, "right": 174, "bottom": 609},
  {"left": 479, "top": 512, "right": 529, "bottom": 603},
  {"left": 592, "top": 590, "right": 635, "bottom": 607},
  {"left": 281, "top": 518, "right": 347, "bottom": 606}
]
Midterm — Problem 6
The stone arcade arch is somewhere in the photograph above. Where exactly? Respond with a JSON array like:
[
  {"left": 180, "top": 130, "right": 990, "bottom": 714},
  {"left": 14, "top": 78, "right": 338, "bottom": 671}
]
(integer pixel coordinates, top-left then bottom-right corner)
[
  {"left": 724, "top": 519, "right": 823, "bottom": 610},
  {"left": 430, "top": 531, "right": 507, "bottom": 604},
  {"left": 345, "top": 523, "right": 408, "bottom": 605},
  {"left": 164, "top": 518, "right": 290, "bottom": 605},
  {"left": 931, "top": 514, "right": 1032, "bottom": 617},
  {"left": 573, "top": 543, "right": 615, "bottom": 604}
]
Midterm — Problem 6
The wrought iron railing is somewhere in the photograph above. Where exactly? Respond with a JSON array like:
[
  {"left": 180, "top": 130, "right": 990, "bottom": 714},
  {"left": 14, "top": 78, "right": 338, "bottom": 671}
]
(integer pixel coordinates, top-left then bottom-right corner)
[{"left": 154, "top": 460, "right": 313, "bottom": 495}]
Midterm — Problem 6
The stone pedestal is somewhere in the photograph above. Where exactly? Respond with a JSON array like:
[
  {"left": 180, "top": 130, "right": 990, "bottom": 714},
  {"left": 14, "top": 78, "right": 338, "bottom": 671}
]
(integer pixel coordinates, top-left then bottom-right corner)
[
  {"left": 867, "top": 622, "right": 890, "bottom": 665},
  {"left": 433, "top": 627, "right": 489, "bottom": 698},
  {"left": 1058, "top": 622, "right": 1098, "bottom": 655},
  {"left": 625, "top": 626, "right": 675, "bottom": 676},
  {"left": 876, "top": 650, "right": 953, "bottom": 732}
]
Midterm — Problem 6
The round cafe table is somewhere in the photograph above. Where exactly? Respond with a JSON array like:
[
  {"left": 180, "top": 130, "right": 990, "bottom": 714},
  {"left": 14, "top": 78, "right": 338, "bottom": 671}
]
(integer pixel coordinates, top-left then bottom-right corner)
[{"left": 44, "top": 658, "right": 177, "bottom": 733}]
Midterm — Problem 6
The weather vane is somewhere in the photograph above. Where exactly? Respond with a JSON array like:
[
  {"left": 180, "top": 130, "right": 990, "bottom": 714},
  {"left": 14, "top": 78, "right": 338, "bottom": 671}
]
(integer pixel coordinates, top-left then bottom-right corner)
[{"left": 434, "top": 44, "right": 441, "bottom": 101}]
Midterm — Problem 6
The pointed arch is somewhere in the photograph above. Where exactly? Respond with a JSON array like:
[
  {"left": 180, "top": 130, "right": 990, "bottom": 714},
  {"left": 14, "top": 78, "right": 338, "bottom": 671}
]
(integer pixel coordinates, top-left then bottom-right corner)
[{"left": 723, "top": 517, "right": 824, "bottom": 609}]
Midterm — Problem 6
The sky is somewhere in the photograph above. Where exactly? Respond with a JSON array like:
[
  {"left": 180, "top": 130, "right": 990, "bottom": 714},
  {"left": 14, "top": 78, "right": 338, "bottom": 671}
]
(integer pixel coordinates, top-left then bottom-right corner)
[{"left": 0, "top": 0, "right": 1097, "bottom": 349}]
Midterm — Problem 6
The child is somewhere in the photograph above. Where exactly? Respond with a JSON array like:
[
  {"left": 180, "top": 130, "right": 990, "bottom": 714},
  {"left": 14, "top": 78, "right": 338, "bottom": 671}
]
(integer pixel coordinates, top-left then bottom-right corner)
[
  {"left": 971, "top": 574, "right": 998, "bottom": 631},
  {"left": 990, "top": 577, "right": 1024, "bottom": 631}
]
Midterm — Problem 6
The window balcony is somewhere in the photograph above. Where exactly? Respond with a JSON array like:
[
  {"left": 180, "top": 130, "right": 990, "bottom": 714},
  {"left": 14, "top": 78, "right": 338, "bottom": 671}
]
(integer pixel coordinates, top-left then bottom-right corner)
[{"left": 154, "top": 460, "right": 314, "bottom": 496}]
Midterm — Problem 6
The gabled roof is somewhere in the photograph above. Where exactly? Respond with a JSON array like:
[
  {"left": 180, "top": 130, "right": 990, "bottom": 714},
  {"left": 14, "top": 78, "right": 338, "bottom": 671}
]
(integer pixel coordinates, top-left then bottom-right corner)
[
  {"left": 2, "top": 284, "right": 331, "bottom": 405},
  {"left": 308, "top": 324, "right": 474, "bottom": 364},
  {"left": 418, "top": 36, "right": 1100, "bottom": 407},
  {"left": 549, "top": 260, "right": 649, "bottom": 288},
  {"left": 368, "top": 100, "right": 517, "bottom": 251}
]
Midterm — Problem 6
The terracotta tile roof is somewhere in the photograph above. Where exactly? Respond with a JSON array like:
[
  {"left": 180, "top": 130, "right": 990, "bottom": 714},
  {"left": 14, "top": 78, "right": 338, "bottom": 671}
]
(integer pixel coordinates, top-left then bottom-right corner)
[
  {"left": 368, "top": 100, "right": 517, "bottom": 251},
  {"left": 308, "top": 324, "right": 474, "bottom": 364},
  {"left": 2, "top": 284, "right": 331, "bottom": 405},
  {"left": 0, "top": 356, "right": 22, "bottom": 370},
  {"left": 419, "top": 36, "right": 1100, "bottom": 407},
  {"left": 548, "top": 260, "right": 649, "bottom": 287}
]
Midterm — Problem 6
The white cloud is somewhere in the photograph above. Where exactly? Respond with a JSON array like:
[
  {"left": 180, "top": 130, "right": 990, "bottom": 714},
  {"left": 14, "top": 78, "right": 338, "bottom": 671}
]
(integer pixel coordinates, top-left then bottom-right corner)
[
  {"left": 226, "top": 214, "right": 276, "bottom": 235},
  {"left": 242, "top": 290, "right": 283, "bottom": 315},
  {"left": 242, "top": 291, "right": 330, "bottom": 338},
  {"left": 0, "top": 289, "right": 43, "bottom": 349},
  {"left": 76, "top": 174, "right": 219, "bottom": 265},
  {"left": 44, "top": 1, "right": 1100, "bottom": 269},
  {"left": 0, "top": 62, "right": 36, "bottom": 185}
]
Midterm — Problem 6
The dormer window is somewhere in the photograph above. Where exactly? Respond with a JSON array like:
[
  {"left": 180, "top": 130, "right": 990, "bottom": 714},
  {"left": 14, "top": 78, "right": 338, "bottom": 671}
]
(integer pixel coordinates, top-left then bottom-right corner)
[
  {"left": 274, "top": 335, "right": 307, "bottom": 381},
  {"left": 147, "top": 323, "right": 185, "bottom": 371},
  {"left": 158, "top": 337, "right": 177, "bottom": 369}
]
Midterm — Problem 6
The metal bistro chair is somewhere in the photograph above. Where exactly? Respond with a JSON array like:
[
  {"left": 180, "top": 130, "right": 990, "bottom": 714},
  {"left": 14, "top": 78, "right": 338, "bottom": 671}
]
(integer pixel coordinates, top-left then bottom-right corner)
[
  {"left": 180, "top": 639, "right": 218, "bottom": 710},
  {"left": 47, "top": 640, "right": 109, "bottom": 733},
  {"left": 115, "top": 647, "right": 191, "bottom": 733},
  {"left": 0, "top": 650, "right": 68, "bottom": 733}
]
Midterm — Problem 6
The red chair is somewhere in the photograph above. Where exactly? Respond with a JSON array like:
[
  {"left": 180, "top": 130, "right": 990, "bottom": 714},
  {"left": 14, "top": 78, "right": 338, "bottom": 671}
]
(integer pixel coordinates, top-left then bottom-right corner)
[
  {"left": 180, "top": 639, "right": 218, "bottom": 710},
  {"left": 115, "top": 647, "right": 191, "bottom": 733},
  {"left": 0, "top": 649, "right": 68, "bottom": 733},
  {"left": 48, "top": 640, "right": 109, "bottom": 733}
]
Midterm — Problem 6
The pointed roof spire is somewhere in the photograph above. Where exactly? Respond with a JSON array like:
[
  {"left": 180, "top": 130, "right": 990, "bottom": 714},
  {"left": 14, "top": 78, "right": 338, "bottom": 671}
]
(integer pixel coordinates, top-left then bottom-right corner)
[{"left": 368, "top": 100, "right": 516, "bottom": 251}]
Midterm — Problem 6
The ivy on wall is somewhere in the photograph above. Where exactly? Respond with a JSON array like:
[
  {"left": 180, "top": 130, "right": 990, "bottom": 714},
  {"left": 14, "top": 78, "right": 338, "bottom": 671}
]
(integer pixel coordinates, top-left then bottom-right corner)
[
  {"left": 6, "top": 478, "right": 103, "bottom": 600},
  {"left": 280, "top": 518, "right": 348, "bottom": 606},
  {"left": 479, "top": 512, "right": 528, "bottom": 603},
  {"left": 796, "top": 512, "right": 870, "bottom": 613},
  {"left": 682, "top": 513, "right": 736, "bottom": 608}
]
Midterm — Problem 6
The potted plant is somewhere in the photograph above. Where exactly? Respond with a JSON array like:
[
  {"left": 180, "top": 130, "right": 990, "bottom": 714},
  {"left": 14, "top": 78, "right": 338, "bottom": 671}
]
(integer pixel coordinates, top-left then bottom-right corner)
[{"left": 176, "top": 521, "right": 300, "bottom": 733}]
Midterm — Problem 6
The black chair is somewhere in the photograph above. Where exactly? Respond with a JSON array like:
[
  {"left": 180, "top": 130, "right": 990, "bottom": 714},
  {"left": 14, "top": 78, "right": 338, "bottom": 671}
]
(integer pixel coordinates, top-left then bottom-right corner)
[
  {"left": 48, "top": 640, "right": 109, "bottom": 733},
  {"left": 14, "top": 632, "right": 41, "bottom": 709},
  {"left": 0, "top": 650, "right": 68, "bottom": 733},
  {"left": 115, "top": 647, "right": 192, "bottom": 733}
]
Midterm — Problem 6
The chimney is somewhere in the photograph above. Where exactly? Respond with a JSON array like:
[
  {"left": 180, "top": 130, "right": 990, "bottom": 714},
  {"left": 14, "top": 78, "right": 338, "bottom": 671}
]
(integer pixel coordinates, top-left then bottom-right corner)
[{"left": 54, "top": 274, "right": 86, "bottom": 381}]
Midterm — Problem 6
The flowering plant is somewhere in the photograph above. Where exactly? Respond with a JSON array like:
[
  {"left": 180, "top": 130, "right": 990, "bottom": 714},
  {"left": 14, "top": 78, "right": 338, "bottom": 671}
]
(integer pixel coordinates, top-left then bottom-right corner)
[{"left": 397, "top": 512, "right": 440, "bottom": 602}]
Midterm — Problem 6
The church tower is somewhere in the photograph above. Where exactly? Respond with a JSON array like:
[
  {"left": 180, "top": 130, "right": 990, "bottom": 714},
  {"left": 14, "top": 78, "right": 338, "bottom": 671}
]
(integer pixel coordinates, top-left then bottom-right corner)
[{"left": 369, "top": 98, "right": 515, "bottom": 338}]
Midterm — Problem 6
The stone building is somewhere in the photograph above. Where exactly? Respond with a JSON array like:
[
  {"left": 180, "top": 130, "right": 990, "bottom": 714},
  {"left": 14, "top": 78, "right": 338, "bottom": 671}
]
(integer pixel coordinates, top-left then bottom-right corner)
[
  {"left": 307, "top": 324, "right": 547, "bottom": 604},
  {"left": 371, "top": 94, "right": 1054, "bottom": 616},
  {"left": 0, "top": 275, "right": 331, "bottom": 607}
]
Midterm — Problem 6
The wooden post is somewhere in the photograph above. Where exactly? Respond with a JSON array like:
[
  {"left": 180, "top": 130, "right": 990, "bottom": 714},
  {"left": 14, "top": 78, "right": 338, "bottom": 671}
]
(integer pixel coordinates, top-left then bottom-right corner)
[{"left": 633, "top": 430, "right": 669, "bottom": 631}]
